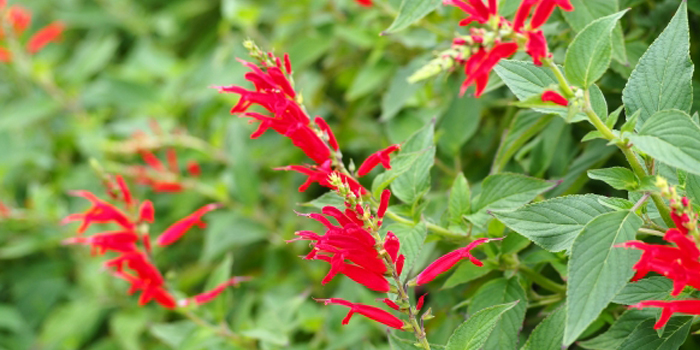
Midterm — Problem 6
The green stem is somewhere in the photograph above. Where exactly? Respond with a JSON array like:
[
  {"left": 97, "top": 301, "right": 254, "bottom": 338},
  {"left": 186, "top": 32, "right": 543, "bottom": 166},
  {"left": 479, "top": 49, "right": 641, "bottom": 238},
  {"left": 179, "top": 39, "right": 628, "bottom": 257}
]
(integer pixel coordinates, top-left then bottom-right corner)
[
  {"left": 383, "top": 210, "right": 467, "bottom": 240},
  {"left": 545, "top": 59, "right": 574, "bottom": 98},
  {"left": 518, "top": 265, "right": 566, "bottom": 294}
]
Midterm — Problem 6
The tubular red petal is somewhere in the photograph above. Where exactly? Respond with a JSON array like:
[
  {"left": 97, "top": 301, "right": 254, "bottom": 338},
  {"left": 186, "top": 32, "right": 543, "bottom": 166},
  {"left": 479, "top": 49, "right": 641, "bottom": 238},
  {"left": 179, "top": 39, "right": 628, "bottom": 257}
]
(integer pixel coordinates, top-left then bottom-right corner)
[
  {"left": 166, "top": 148, "right": 179, "bottom": 174},
  {"left": 512, "top": 0, "right": 538, "bottom": 32},
  {"left": 526, "top": 30, "right": 550, "bottom": 66},
  {"left": 318, "top": 299, "right": 404, "bottom": 329},
  {"left": 156, "top": 203, "right": 221, "bottom": 246},
  {"left": 27, "top": 22, "right": 64, "bottom": 54},
  {"left": 378, "top": 189, "right": 391, "bottom": 218},
  {"left": 115, "top": 175, "right": 133, "bottom": 208},
  {"left": 416, "top": 293, "right": 427, "bottom": 310},
  {"left": 140, "top": 151, "right": 166, "bottom": 172},
  {"left": 7, "top": 6, "right": 31, "bottom": 35},
  {"left": 283, "top": 53, "right": 292, "bottom": 74},
  {"left": 530, "top": 0, "right": 573, "bottom": 29},
  {"left": 396, "top": 254, "right": 405, "bottom": 276},
  {"left": 0, "top": 47, "right": 11, "bottom": 63},
  {"left": 416, "top": 238, "right": 492, "bottom": 285},
  {"left": 384, "top": 231, "right": 400, "bottom": 262},
  {"left": 541, "top": 91, "right": 568, "bottom": 106},
  {"left": 186, "top": 160, "right": 202, "bottom": 177},
  {"left": 314, "top": 117, "right": 339, "bottom": 151},
  {"left": 357, "top": 145, "right": 400, "bottom": 177},
  {"left": 138, "top": 200, "right": 155, "bottom": 223}
]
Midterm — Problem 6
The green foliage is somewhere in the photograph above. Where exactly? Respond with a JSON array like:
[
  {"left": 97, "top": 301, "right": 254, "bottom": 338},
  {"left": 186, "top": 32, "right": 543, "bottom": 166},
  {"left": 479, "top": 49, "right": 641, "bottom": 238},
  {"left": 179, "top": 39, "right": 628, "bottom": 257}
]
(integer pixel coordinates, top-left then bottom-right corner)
[
  {"left": 383, "top": 0, "right": 441, "bottom": 34},
  {"left": 520, "top": 307, "right": 566, "bottom": 350},
  {"left": 444, "top": 302, "right": 518, "bottom": 350}
]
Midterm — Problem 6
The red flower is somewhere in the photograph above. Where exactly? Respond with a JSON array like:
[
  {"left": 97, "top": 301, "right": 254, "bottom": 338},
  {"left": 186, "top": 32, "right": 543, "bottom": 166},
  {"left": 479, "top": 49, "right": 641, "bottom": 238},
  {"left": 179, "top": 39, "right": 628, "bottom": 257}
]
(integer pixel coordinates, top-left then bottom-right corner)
[
  {"left": 0, "top": 47, "right": 10, "bottom": 62},
  {"left": 379, "top": 298, "right": 401, "bottom": 311},
  {"left": 186, "top": 160, "right": 201, "bottom": 177},
  {"left": 181, "top": 277, "right": 251, "bottom": 306},
  {"left": 416, "top": 293, "right": 427, "bottom": 310},
  {"left": 138, "top": 200, "right": 155, "bottom": 223},
  {"left": 530, "top": 0, "right": 574, "bottom": 29},
  {"left": 64, "top": 230, "right": 139, "bottom": 255},
  {"left": 357, "top": 144, "right": 401, "bottom": 177},
  {"left": 632, "top": 300, "right": 700, "bottom": 329},
  {"left": 541, "top": 90, "right": 568, "bottom": 106},
  {"left": 106, "top": 252, "right": 176, "bottom": 308},
  {"left": 316, "top": 298, "right": 405, "bottom": 329},
  {"left": 6, "top": 6, "right": 31, "bottom": 35},
  {"left": 462, "top": 42, "right": 519, "bottom": 97},
  {"left": 378, "top": 189, "right": 391, "bottom": 218},
  {"left": 526, "top": 30, "right": 550, "bottom": 66},
  {"left": 513, "top": 0, "right": 539, "bottom": 32},
  {"left": 444, "top": 0, "right": 495, "bottom": 26},
  {"left": 62, "top": 190, "right": 135, "bottom": 233},
  {"left": 277, "top": 161, "right": 367, "bottom": 195},
  {"left": 314, "top": 117, "right": 339, "bottom": 151},
  {"left": 355, "top": 0, "right": 372, "bottom": 6},
  {"left": 415, "top": 237, "right": 497, "bottom": 285},
  {"left": 27, "top": 22, "right": 64, "bottom": 54},
  {"left": 156, "top": 203, "right": 221, "bottom": 246},
  {"left": 313, "top": 255, "right": 390, "bottom": 292}
]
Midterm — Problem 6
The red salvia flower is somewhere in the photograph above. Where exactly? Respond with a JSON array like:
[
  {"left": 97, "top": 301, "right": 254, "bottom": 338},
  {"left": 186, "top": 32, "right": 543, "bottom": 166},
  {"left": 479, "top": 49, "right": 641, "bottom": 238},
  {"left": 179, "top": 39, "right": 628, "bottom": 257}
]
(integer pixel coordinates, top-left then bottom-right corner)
[
  {"left": 277, "top": 161, "right": 367, "bottom": 195},
  {"left": 541, "top": 90, "right": 568, "bottom": 106},
  {"left": 180, "top": 276, "right": 251, "bottom": 306},
  {"left": 357, "top": 144, "right": 401, "bottom": 177},
  {"left": 416, "top": 293, "right": 427, "bottom": 311},
  {"left": 378, "top": 189, "right": 391, "bottom": 218},
  {"left": 6, "top": 6, "right": 31, "bottom": 35},
  {"left": 64, "top": 230, "right": 139, "bottom": 255},
  {"left": 530, "top": 0, "right": 574, "bottom": 29},
  {"left": 156, "top": 203, "right": 221, "bottom": 246},
  {"left": 415, "top": 237, "right": 498, "bottom": 285},
  {"left": 513, "top": 0, "right": 539, "bottom": 32},
  {"left": 314, "top": 117, "right": 339, "bottom": 151},
  {"left": 525, "top": 30, "right": 550, "bottom": 66},
  {"left": 0, "top": 47, "right": 10, "bottom": 62},
  {"left": 62, "top": 190, "right": 135, "bottom": 233},
  {"left": 27, "top": 21, "right": 64, "bottom": 54},
  {"left": 444, "top": 0, "right": 494, "bottom": 26},
  {"left": 115, "top": 175, "right": 134, "bottom": 209},
  {"left": 138, "top": 200, "right": 155, "bottom": 223},
  {"left": 631, "top": 300, "right": 700, "bottom": 330},
  {"left": 316, "top": 298, "right": 405, "bottom": 329},
  {"left": 462, "top": 42, "right": 519, "bottom": 97},
  {"left": 186, "top": 160, "right": 201, "bottom": 177},
  {"left": 379, "top": 298, "right": 401, "bottom": 311},
  {"left": 355, "top": 0, "right": 372, "bottom": 6}
]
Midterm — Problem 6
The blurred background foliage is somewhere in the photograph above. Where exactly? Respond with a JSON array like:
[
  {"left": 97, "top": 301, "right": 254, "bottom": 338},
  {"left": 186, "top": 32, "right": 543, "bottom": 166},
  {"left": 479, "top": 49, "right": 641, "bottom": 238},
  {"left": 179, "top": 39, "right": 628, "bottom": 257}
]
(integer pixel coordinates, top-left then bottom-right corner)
[{"left": 1, "top": 0, "right": 700, "bottom": 349}]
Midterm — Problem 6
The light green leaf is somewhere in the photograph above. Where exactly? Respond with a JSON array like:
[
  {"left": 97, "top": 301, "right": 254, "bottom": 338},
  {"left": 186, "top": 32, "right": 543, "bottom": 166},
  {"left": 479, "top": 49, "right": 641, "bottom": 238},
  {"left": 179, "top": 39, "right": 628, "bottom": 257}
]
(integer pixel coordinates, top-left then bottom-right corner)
[
  {"left": 389, "top": 333, "right": 422, "bottom": 350},
  {"left": 493, "top": 195, "right": 612, "bottom": 252},
  {"left": 390, "top": 124, "right": 435, "bottom": 204},
  {"left": 381, "top": 62, "right": 425, "bottom": 122},
  {"left": 492, "top": 111, "right": 554, "bottom": 173},
  {"left": 564, "top": 210, "right": 644, "bottom": 345},
  {"left": 588, "top": 167, "right": 638, "bottom": 190},
  {"left": 448, "top": 173, "right": 470, "bottom": 225},
  {"left": 150, "top": 321, "right": 197, "bottom": 349},
  {"left": 202, "top": 212, "right": 267, "bottom": 262},
  {"left": 468, "top": 277, "right": 527, "bottom": 350},
  {"left": 612, "top": 277, "right": 674, "bottom": 306},
  {"left": 616, "top": 317, "right": 692, "bottom": 350},
  {"left": 387, "top": 222, "right": 427, "bottom": 279},
  {"left": 579, "top": 309, "right": 656, "bottom": 350},
  {"left": 383, "top": 0, "right": 441, "bottom": 34},
  {"left": 467, "top": 173, "right": 556, "bottom": 228},
  {"left": 564, "top": 10, "right": 627, "bottom": 88},
  {"left": 304, "top": 192, "right": 346, "bottom": 210},
  {"left": 445, "top": 302, "right": 519, "bottom": 350},
  {"left": 686, "top": 173, "right": 700, "bottom": 206},
  {"left": 626, "top": 110, "right": 700, "bottom": 176},
  {"left": 561, "top": 0, "right": 627, "bottom": 64},
  {"left": 520, "top": 307, "right": 566, "bottom": 350},
  {"left": 622, "top": 2, "right": 694, "bottom": 129}
]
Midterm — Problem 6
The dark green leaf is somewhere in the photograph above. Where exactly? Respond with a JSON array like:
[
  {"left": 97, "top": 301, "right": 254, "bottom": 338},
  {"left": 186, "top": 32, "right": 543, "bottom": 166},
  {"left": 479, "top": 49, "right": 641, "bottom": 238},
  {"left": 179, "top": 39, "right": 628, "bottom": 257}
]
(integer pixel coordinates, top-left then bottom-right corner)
[
  {"left": 588, "top": 167, "right": 638, "bottom": 191},
  {"left": 520, "top": 307, "right": 566, "bottom": 350},
  {"left": 444, "top": 302, "right": 519, "bottom": 350},
  {"left": 468, "top": 277, "right": 528, "bottom": 350},
  {"left": 613, "top": 277, "right": 675, "bottom": 306}
]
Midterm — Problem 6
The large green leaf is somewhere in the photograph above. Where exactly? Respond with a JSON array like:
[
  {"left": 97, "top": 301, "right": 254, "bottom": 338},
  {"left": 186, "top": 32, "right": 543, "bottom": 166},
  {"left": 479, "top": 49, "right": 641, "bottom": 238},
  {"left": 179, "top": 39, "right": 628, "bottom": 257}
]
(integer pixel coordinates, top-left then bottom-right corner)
[
  {"left": 622, "top": 2, "right": 693, "bottom": 129},
  {"left": 612, "top": 277, "right": 674, "bottom": 306},
  {"left": 438, "top": 93, "right": 482, "bottom": 156},
  {"left": 492, "top": 111, "right": 554, "bottom": 173},
  {"left": 564, "top": 11, "right": 627, "bottom": 88},
  {"left": 587, "top": 167, "right": 638, "bottom": 191},
  {"left": 445, "top": 302, "right": 518, "bottom": 350},
  {"left": 561, "top": 0, "right": 627, "bottom": 64},
  {"left": 520, "top": 307, "right": 566, "bottom": 350},
  {"left": 616, "top": 317, "right": 692, "bottom": 350},
  {"left": 564, "top": 210, "right": 643, "bottom": 345},
  {"left": 579, "top": 309, "right": 656, "bottom": 350},
  {"left": 686, "top": 173, "right": 700, "bottom": 206},
  {"left": 467, "top": 173, "right": 556, "bottom": 228},
  {"left": 468, "top": 277, "right": 527, "bottom": 350},
  {"left": 383, "top": 0, "right": 441, "bottom": 34},
  {"left": 448, "top": 173, "right": 470, "bottom": 225},
  {"left": 494, "top": 195, "right": 612, "bottom": 252},
  {"left": 626, "top": 110, "right": 700, "bottom": 176}
]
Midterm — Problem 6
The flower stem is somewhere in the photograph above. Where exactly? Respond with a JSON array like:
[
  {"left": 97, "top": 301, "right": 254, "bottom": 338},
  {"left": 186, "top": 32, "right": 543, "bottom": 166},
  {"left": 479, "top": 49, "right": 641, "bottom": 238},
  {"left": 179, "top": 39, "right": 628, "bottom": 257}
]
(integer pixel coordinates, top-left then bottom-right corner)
[
  {"left": 518, "top": 265, "right": 566, "bottom": 294},
  {"left": 383, "top": 210, "right": 468, "bottom": 241}
]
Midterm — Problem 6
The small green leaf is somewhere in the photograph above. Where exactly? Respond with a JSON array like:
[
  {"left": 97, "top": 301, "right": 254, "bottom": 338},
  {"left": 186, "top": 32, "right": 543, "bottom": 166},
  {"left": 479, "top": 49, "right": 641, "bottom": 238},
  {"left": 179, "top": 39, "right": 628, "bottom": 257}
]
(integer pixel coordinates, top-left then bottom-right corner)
[
  {"left": 520, "top": 307, "right": 566, "bottom": 350},
  {"left": 390, "top": 123, "right": 436, "bottom": 204},
  {"left": 626, "top": 110, "right": 700, "bottom": 176},
  {"left": 382, "top": 0, "right": 441, "bottom": 34},
  {"left": 686, "top": 174, "right": 700, "bottom": 206},
  {"left": 438, "top": 93, "right": 482, "bottom": 156},
  {"left": 579, "top": 309, "right": 656, "bottom": 350},
  {"left": 387, "top": 222, "right": 427, "bottom": 279},
  {"left": 606, "top": 105, "right": 624, "bottom": 128},
  {"left": 564, "top": 210, "right": 644, "bottom": 345},
  {"left": 468, "top": 277, "right": 527, "bottom": 350},
  {"left": 564, "top": 10, "right": 628, "bottom": 88},
  {"left": 615, "top": 317, "right": 692, "bottom": 350},
  {"left": 612, "top": 277, "right": 675, "bottom": 306},
  {"left": 444, "top": 302, "right": 519, "bottom": 350},
  {"left": 622, "top": 1, "right": 693, "bottom": 129},
  {"left": 494, "top": 195, "right": 612, "bottom": 252},
  {"left": 588, "top": 167, "right": 638, "bottom": 190},
  {"left": 381, "top": 62, "right": 425, "bottom": 122},
  {"left": 448, "top": 173, "right": 470, "bottom": 225}
]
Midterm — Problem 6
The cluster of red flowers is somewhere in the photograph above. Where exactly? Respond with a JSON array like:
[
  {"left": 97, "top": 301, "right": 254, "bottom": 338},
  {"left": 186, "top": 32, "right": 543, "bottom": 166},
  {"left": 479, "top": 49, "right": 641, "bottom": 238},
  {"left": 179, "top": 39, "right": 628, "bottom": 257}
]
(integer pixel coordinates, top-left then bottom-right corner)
[
  {"left": 0, "top": 1, "right": 64, "bottom": 63},
  {"left": 62, "top": 174, "right": 239, "bottom": 308},
  {"left": 444, "top": 0, "right": 573, "bottom": 96},
  {"left": 217, "top": 46, "right": 399, "bottom": 195},
  {"left": 618, "top": 182, "right": 700, "bottom": 329},
  {"left": 132, "top": 147, "right": 202, "bottom": 193}
]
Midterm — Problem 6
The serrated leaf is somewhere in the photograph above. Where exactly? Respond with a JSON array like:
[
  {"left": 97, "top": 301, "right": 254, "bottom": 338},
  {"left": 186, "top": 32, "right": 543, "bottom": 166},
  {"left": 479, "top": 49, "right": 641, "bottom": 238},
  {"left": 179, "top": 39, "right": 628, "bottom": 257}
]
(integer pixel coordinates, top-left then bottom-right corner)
[
  {"left": 520, "top": 307, "right": 566, "bottom": 350},
  {"left": 686, "top": 174, "right": 700, "bottom": 206},
  {"left": 438, "top": 93, "right": 482, "bottom": 156},
  {"left": 622, "top": 2, "right": 694, "bottom": 129},
  {"left": 493, "top": 111, "right": 554, "bottom": 173},
  {"left": 383, "top": 0, "right": 441, "bottom": 34},
  {"left": 494, "top": 195, "right": 612, "bottom": 252},
  {"left": 612, "top": 277, "right": 675, "bottom": 306},
  {"left": 467, "top": 173, "right": 556, "bottom": 228},
  {"left": 588, "top": 167, "right": 638, "bottom": 190},
  {"left": 615, "top": 317, "right": 692, "bottom": 350},
  {"left": 448, "top": 173, "right": 470, "bottom": 225},
  {"left": 561, "top": 0, "right": 627, "bottom": 64},
  {"left": 606, "top": 105, "right": 624, "bottom": 128},
  {"left": 626, "top": 110, "right": 700, "bottom": 176},
  {"left": 564, "top": 10, "right": 627, "bottom": 88},
  {"left": 387, "top": 222, "right": 427, "bottom": 279},
  {"left": 445, "top": 302, "right": 519, "bottom": 350},
  {"left": 305, "top": 192, "right": 346, "bottom": 209},
  {"left": 468, "top": 277, "right": 527, "bottom": 350},
  {"left": 564, "top": 210, "right": 644, "bottom": 345},
  {"left": 579, "top": 309, "right": 656, "bottom": 350}
]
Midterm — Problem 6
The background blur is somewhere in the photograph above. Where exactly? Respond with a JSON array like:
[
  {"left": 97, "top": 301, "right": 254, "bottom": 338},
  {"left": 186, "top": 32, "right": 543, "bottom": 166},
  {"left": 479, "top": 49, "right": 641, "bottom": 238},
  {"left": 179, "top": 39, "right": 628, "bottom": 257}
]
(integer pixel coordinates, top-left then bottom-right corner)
[{"left": 2, "top": 0, "right": 700, "bottom": 349}]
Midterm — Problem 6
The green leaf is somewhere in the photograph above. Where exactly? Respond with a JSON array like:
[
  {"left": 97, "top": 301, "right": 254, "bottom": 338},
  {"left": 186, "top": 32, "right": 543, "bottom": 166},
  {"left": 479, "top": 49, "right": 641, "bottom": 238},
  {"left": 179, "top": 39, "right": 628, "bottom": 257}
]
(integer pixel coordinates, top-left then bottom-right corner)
[
  {"left": 612, "top": 277, "right": 674, "bottom": 306},
  {"left": 622, "top": 2, "right": 693, "bottom": 129},
  {"left": 382, "top": 0, "right": 441, "bottom": 34},
  {"left": 445, "top": 302, "right": 519, "bottom": 350},
  {"left": 493, "top": 111, "right": 554, "bottom": 173},
  {"left": 588, "top": 167, "right": 638, "bottom": 191},
  {"left": 493, "top": 195, "right": 612, "bottom": 252},
  {"left": 304, "top": 192, "right": 346, "bottom": 210},
  {"left": 150, "top": 321, "right": 197, "bottom": 349},
  {"left": 390, "top": 123, "right": 435, "bottom": 204},
  {"left": 564, "top": 210, "right": 644, "bottom": 345},
  {"left": 616, "top": 317, "right": 692, "bottom": 350},
  {"left": 438, "top": 93, "right": 482, "bottom": 156},
  {"left": 564, "top": 10, "right": 627, "bottom": 88},
  {"left": 448, "top": 173, "right": 470, "bottom": 225},
  {"left": 387, "top": 222, "right": 427, "bottom": 279},
  {"left": 626, "top": 110, "right": 700, "bottom": 176},
  {"left": 389, "top": 333, "right": 422, "bottom": 350},
  {"left": 520, "top": 307, "right": 566, "bottom": 350},
  {"left": 202, "top": 212, "right": 267, "bottom": 262},
  {"left": 467, "top": 173, "right": 556, "bottom": 228},
  {"left": 579, "top": 309, "right": 656, "bottom": 350},
  {"left": 381, "top": 62, "right": 425, "bottom": 122},
  {"left": 468, "top": 277, "right": 527, "bottom": 350},
  {"left": 686, "top": 173, "right": 700, "bottom": 206},
  {"left": 561, "top": 0, "right": 627, "bottom": 64}
]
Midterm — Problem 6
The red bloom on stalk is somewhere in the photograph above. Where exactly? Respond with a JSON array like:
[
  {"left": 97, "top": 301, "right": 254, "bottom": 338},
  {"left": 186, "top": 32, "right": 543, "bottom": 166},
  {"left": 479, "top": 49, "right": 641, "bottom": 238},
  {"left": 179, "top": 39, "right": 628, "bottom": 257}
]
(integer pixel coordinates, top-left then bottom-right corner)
[
  {"left": 530, "top": 0, "right": 573, "bottom": 29},
  {"left": 357, "top": 144, "right": 401, "bottom": 177},
  {"left": 444, "top": 0, "right": 497, "bottom": 26},
  {"left": 355, "top": 0, "right": 372, "bottom": 7},
  {"left": 180, "top": 277, "right": 251, "bottom": 306},
  {"left": 542, "top": 90, "right": 568, "bottom": 106},
  {"left": 277, "top": 161, "right": 367, "bottom": 195},
  {"left": 526, "top": 30, "right": 550, "bottom": 66},
  {"left": 415, "top": 237, "right": 498, "bottom": 285},
  {"left": 156, "top": 203, "right": 222, "bottom": 246},
  {"left": 462, "top": 42, "right": 519, "bottom": 97},
  {"left": 62, "top": 190, "right": 135, "bottom": 234},
  {"left": 64, "top": 230, "right": 139, "bottom": 255},
  {"left": 316, "top": 298, "right": 405, "bottom": 329},
  {"left": 0, "top": 47, "right": 10, "bottom": 62},
  {"left": 631, "top": 300, "right": 700, "bottom": 330},
  {"left": 27, "top": 22, "right": 64, "bottom": 54},
  {"left": 6, "top": 6, "right": 31, "bottom": 35}
]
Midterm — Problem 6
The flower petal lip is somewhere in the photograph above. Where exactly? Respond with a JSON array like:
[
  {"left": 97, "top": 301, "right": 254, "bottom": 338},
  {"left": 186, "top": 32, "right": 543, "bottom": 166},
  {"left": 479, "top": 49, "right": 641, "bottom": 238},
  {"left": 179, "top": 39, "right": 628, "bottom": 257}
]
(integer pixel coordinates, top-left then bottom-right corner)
[
  {"left": 156, "top": 203, "right": 222, "bottom": 246},
  {"left": 415, "top": 237, "right": 499, "bottom": 285},
  {"left": 315, "top": 298, "right": 405, "bottom": 329},
  {"left": 542, "top": 90, "right": 568, "bottom": 106},
  {"left": 27, "top": 21, "right": 65, "bottom": 54}
]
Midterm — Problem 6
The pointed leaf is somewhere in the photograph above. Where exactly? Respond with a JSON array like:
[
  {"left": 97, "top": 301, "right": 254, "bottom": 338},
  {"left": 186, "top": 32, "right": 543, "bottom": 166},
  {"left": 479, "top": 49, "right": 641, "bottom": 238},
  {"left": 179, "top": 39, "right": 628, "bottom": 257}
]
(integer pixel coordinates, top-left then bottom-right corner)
[
  {"left": 579, "top": 309, "right": 656, "bottom": 350},
  {"left": 520, "top": 307, "right": 566, "bottom": 350},
  {"left": 383, "top": 0, "right": 441, "bottom": 34},
  {"left": 468, "top": 277, "right": 528, "bottom": 350},
  {"left": 448, "top": 173, "right": 471, "bottom": 225},
  {"left": 445, "top": 302, "right": 519, "bottom": 350},
  {"left": 612, "top": 277, "right": 675, "bottom": 306},
  {"left": 588, "top": 167, "right": 638, "bottom": 191},
  {"left": 616, "top": 317, "right": 692, "bottom": 350}
]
